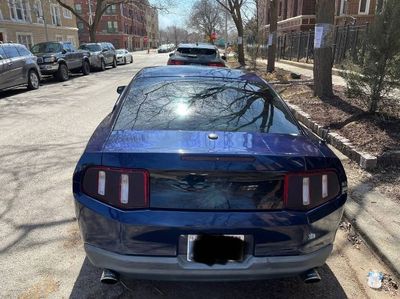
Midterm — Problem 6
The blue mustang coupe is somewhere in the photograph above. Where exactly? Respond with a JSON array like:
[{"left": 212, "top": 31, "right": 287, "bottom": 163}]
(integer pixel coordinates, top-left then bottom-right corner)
[{"left": 73, "top": 66, "right": 347, "bottom": 284}]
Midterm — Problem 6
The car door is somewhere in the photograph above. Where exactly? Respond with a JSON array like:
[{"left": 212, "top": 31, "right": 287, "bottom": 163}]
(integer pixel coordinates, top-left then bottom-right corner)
[
  {"left": 2, "top": 45, "right": 25, "bottom": 88},
  {"left": 0, "top": 46, "right": 10, "bottom": 90},
  {"left": 63, "top": 43, "right": 77, "bottom": 69},
  {"left": 69, "top": 43, "right": 81, "bottom": 69},
  {"left": 102, "top": 44, "right": 112, "bottom": 64}
]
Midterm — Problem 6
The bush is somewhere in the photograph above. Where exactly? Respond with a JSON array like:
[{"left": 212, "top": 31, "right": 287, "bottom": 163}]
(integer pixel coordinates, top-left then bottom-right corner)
[{"left": 342, "top": 0, "right": 400, "bottom": 113}]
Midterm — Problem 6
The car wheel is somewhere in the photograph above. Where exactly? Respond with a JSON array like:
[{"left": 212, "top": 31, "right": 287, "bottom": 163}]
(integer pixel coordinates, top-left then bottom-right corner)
[
  {"left": 82, "top": 60, "right": 90, "bottom": 75},
  {"left": 56, "top": 64, "right": 69, "bottom": 82},
  {"left": 27, "top": 70, "right": 40, "bottom": 90},
  {"left": 100, "top": 59, "right": 106, "bottom": 71},
  {"left": 124, "top": 57, "right": 127, "bottom": 65},
  {"left": 112, "top": 57, "right": 117, "bottom": 68}
]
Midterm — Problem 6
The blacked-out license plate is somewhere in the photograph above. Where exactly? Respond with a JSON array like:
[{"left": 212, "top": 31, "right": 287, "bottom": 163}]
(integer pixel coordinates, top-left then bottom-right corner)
[{"left": 187, "top": 234, "right": 245, "bottom": 265}]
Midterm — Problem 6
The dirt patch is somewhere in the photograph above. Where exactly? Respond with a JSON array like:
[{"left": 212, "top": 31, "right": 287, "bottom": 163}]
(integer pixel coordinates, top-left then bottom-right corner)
[
  {"left": 277, "top": 84, "right": 400, "bottom": 156},
  {"left": 63, "top": 224, "right": 81, "bottom": 249},
  {"left": 18, "top": 276, "right": 60, "bottom": 299}
]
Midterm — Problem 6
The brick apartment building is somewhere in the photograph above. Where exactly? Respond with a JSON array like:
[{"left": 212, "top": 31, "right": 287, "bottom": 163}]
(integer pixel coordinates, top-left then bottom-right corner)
[
  {"left": 259, "top": 0, "right": 378, "bottom": 34},
  {"left": 0, "top": 0, "right": 79, "bottom": 49},
  {"left": 75, "top": 0, "right": 158, "bottom": 50}
]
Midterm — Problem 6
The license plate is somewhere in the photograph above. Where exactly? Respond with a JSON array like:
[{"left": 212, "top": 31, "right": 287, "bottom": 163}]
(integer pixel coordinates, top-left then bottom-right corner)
[{"left": 187, "top": 234, "right": 245, "bottom": 264}]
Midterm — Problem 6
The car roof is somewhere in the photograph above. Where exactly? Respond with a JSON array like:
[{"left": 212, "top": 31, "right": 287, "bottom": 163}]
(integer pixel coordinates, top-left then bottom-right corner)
[
  {"left": 135, "top": 66, "right": 264, "bottom": 83},
  {"left": 177, "top": 43, "right": 217, "bottom": 49}
]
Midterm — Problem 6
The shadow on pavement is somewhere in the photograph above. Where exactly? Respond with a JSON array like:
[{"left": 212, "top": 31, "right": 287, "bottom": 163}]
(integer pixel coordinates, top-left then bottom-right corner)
[{"left": 70, "top": 258, "right": 347, "bottom": 299}]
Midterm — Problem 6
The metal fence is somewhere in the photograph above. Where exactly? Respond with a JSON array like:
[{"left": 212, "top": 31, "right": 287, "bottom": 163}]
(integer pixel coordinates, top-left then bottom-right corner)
[{"left": 248, "top": 24, "right": 369, "bottom": 65}]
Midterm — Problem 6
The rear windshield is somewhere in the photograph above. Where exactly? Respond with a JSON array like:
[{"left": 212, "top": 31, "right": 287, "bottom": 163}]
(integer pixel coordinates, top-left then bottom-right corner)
[
  {"left": 79, "top": 44, "right": 101, "bottom": 52},
  {"left": 114, "top": 78, "right": 300, "bottom": 134},
  {"left": 31, "top": 42, "right": 62, "bottom": 54},
  {"left": 177, "top": 47, "right": 217, "bottom": 56}
]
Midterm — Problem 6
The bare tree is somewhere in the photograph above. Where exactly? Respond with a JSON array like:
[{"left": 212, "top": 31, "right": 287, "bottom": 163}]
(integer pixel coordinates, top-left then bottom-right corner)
[
  {"left": 188, "top": 0, "right": 223, "bottom": 44},
  {"left": 56, "top": 0, "right": 171, "bottom": 42},
  {"left": 313, "top": 0, "right": 335, "bottom": 98},
  {"left": 216, "top": 0, "right": 246, "bottom": 66},
  {"left": 267, "top": 0, "right": 278, "bottom": 73}
]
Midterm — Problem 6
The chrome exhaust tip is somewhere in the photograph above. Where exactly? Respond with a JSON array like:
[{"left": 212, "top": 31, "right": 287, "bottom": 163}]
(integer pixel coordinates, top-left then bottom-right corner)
[
  {"left": 301, "top": 268, "right": 321, "bottom": 283},
  {"left": 100, "top": 269, "right": 119, "bottom": 284}
]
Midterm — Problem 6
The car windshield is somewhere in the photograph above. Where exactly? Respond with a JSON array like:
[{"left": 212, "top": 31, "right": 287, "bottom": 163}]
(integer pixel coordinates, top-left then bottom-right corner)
[
  {"left": 31, "top": 42, "right": 62, "bottom": 54},
  {"left": 114, "top": 77, "right": 300, "bottom": 134},
  {"left": 79, "top": 44, "right": 101, "bottom": 52},
  {"left": 176, "top": 47, "right": 217, "bottom": 56},
  {"left": 116, "top": 50, "right": 125, "bottom": 54}
]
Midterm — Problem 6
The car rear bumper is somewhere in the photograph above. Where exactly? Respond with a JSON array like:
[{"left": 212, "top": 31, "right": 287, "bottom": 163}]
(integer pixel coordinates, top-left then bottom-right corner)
[{"left": 85, "top": 243, "right": 333, "bottom": 281}]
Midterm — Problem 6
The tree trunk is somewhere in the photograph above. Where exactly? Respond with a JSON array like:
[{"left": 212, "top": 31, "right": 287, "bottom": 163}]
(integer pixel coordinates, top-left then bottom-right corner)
[
  {"left": 267, "top": 0, "right": 278, "bottom": 73},
  {"left": 237, "top": 21, "right": 245, "bottom": 66},
  {"left": 313, "top": 0, "right": 335, "bottom": 98},
  {"left": 89, "top": 26, "right": 97, "bottom": 42}
]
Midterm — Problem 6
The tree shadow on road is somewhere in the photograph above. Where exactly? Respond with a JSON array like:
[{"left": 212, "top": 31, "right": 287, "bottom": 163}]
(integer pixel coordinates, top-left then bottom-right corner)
[{"left": 70, "top": 258, "right": 347, "bottom": 299}]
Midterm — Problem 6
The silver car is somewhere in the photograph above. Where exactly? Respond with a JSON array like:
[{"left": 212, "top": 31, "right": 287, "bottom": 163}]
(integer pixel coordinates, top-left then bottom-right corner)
[
  {"left": 0, "top": 43, "right": 41, "bottom": 91},
  {"left": 116, "top": 49, "right": 133, "bottom": 65},
  {"left": 79, "top": 43, "right": 117, "bottom": 71}
]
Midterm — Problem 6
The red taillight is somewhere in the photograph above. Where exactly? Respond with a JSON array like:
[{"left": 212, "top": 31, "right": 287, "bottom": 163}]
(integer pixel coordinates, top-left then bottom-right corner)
[
  {"left": 167, "top": 59, "right": 185, "bottom": 65},
  {"left": 208, "top": 62, "right": 225, "bottom": 67},
  {"left": 283, "top": 170, "right": 340, "bottom": 210},
  {"left": 82, "top": 167, "right": 149, "bottom": 210}
]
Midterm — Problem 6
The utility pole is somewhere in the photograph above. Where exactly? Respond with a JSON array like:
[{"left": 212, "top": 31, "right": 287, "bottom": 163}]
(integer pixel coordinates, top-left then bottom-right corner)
[{"left": 267, "top": 0, "right": 278, "bottom": 73}]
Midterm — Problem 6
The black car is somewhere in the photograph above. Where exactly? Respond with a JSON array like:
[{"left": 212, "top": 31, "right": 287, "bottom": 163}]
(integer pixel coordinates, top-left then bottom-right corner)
[
  {"left": 31, "top": 41, "right": 91, "bottom": 82},
  {"left": 167, "top": 43, "right": 226, "bottom": 67},
  {"left": 0, "top": 43, "right": 41, "bottom": 91}
]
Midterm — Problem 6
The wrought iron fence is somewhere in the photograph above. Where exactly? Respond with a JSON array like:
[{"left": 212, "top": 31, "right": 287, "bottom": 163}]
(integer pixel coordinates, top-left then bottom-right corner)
[{"left": 247, "top": 24, "right": 369, "bottom": 66}]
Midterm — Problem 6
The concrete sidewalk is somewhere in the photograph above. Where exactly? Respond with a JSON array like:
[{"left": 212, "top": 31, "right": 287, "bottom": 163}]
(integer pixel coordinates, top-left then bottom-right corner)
[
  {"left": 258, "top": 58, "right": 347, "bottom": 86},
  {"left": 330, "top": 146, "right": 400, "bottom": 278}
]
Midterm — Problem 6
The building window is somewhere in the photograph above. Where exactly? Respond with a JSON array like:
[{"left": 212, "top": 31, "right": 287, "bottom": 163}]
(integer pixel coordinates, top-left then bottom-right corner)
[
  {"left": 359, "top": 0, "right": 370, "bottom": 14},
  {"left": 8, "top": 0, "right": 32, "bottom": 22},
  {"left": 74, "top": 3, "right": 82, "bottom": 14},
  {"left": 77, "top": 22, "right": 84, "bottom": 31},
  {"left": 339, "top": 0, "right": 347, "bottom": 15},
  {"left": 63, "top": 8, "right": 72, "bottom": 19},
  {"left": 105, "top": 4, "right": 117, "bottom": 15},
  {"left": 33, "top": 0, "right": 43, "bottom": 23},
  {"left": 16, "top": 33, "right": 33, "bottom": 49},
  {"left": 50, "top": 4, "right": 62, "bottom": 26},
  {"left": 107, "top": 21, "right": 118, "bottom": 33}
]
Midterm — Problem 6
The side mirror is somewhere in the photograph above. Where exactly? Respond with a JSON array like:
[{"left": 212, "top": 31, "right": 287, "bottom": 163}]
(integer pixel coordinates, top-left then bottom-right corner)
[
  {"left": 102, "top": 48, "right": 108, "bottom": 52},
  {"left": 221, "top": 55, "right": 226, "bottom": 61},
  {"left": 62, "top": 49, "right": 67, "bottom": 54},
  {"left": 169, "top": 53, "right": 173, "bottom": 57},
  {"left": 117, "top": 85, "right": 126, "bottom": 94}
]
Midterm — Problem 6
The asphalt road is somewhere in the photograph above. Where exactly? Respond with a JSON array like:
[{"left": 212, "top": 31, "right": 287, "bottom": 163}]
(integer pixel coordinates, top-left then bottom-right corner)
[{"left": 0, "top": 51, "right": 397, "bottom": 298}]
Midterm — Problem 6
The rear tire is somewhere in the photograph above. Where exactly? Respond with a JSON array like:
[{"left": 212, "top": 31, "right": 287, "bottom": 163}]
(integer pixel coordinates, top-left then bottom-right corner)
[
  {"left": 27, "top": 70, "right": 40, "bottom": 90},
  {"left": 56, "top": 64, "right": 69, "bottom": 82},
  {"left": 112, "top": 57, "right": 117, "bottom": 68},
  {"left": 82, "top": 60, "right": 90, "bottom": 75}
]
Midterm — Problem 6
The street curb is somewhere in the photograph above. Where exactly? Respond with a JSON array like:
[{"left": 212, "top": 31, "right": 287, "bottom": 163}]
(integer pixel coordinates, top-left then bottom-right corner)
[
  {"left": 343, "top": 198, "right": 400, "bottom": 278},
  {"left": 286, "top": 102, "right": 378, "bottom": 170}
]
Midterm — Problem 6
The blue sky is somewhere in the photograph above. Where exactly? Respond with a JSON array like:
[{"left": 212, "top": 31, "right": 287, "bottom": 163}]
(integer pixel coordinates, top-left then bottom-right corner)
[{"left": 152, "top": 0, "right": 195, "bottom": 29}]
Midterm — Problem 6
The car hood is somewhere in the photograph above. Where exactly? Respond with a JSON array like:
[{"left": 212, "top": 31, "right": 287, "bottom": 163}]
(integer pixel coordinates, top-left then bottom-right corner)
[{"left": 103, "top": 130, "right": 325, "bottom": 157}]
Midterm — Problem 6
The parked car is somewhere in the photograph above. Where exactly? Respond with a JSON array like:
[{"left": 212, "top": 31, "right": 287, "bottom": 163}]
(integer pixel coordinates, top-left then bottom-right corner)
[
  {"left": 167, "top": 43, "right": 226, "bottom": 67},
  {"left": 73, "top": 66, "right": 347, "bottom": 284},
  {"left": 115, "top": 49, "right": 133, "bottom": 64},
  {"left": 0, "top": 43, "right": 41, "bottom": 91},
  {"left": 158, "top": 44, "right": 175, "bottom": 53},
  {"left": 31, "top": 41, "right": 91, "bottom": 81},
  {"left": 79, "top": 42, "right": 117, "bottom": 71}
]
